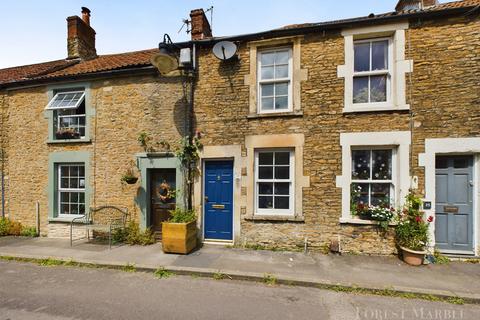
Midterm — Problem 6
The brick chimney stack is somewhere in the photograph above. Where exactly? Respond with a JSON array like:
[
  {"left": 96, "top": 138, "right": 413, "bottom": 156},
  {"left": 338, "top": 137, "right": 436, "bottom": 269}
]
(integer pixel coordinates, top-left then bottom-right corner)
[
  {"left": 395, "top": 0, "right": 439, "bottom": 12},
  {"left": 67, "top": 7, "right": 97, "bottom": 60},
  {"left": 190, "top": 9, "right": 212, "bottom": 41}
]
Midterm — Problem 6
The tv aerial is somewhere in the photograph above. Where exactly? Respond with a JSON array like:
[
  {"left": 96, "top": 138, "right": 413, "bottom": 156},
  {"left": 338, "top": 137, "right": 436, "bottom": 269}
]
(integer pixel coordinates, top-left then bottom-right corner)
[{"left": 212, "top": 41, "right": 238, "bottom": 61}]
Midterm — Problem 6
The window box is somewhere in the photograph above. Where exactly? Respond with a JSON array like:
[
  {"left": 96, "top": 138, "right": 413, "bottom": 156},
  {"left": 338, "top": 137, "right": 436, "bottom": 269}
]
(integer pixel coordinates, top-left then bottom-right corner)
[{"left": 55, "top": 128, "right": 81, "bottom": 140}]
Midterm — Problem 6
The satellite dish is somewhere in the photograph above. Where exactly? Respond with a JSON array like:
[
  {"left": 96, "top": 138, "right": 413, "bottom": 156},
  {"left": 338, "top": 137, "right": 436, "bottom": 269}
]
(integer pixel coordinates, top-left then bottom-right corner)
[{"left": 212, "top": 41, "right": 237, "bottom": 61}]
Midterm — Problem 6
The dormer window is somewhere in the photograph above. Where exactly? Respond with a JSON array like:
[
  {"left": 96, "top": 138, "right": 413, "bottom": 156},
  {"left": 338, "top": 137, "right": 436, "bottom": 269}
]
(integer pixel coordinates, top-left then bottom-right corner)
[{"left": 45, "top": 90, "right": 86, "bottom": 140}]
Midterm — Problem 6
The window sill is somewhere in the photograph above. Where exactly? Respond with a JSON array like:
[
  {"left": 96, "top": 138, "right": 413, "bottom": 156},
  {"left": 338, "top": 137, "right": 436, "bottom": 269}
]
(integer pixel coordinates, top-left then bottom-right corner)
[
  {"left": 47, "top": 138, "right": 91, "bottom": 144},
  {"left": 339, "top": 217, "right": 397, "bottom": 226},
  {"left": 247, "top": 111, "right": 303, "bottom": 119},
  {"left": 244, "top": 215, "right": 304, "bottom": 222},
  {"left": 343, "top": 104, "right": 409, "bottom": 114}
]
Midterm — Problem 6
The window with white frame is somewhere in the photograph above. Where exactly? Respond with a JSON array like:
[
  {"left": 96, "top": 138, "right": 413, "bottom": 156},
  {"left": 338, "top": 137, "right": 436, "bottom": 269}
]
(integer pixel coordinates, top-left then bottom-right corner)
[
  {"left": 58, "top": 164, "right": 86, "bottom": 216},
  {"left": 45, "top": 90, "right": 86, "bottom": 140},
  {"left": 258, "top": 48, "right": 292, "bottom": 113},
  {"left": 350, "top": 148, "right": 395, "bottom": 212},
  {"left": 353, "top": 38, "right": 391, "bottom": 105},
  {"left": 255, "top": 149, "right": 294, "bottom": 215}
]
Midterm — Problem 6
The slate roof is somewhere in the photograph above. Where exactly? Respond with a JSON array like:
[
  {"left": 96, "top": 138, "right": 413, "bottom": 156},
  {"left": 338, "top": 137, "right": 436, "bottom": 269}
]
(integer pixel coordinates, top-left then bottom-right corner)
[{"left": 0, "top": 0, "right": 478, "bottom": 88}]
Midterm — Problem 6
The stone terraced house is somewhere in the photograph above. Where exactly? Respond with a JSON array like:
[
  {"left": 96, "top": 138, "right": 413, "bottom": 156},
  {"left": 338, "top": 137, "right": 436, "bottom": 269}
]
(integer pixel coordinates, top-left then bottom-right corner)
[{"left": 0, "top": 0, "right": 479, "bottom": 255}]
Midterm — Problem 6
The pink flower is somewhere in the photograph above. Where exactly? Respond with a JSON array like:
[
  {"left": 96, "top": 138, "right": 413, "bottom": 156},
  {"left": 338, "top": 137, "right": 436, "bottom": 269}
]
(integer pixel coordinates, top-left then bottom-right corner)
[
  {"left": 415, "top": 216, "right": 422, "bottom": 223},
  {"left": 427, "top": 216, "right": 434, "bottom": 223}
]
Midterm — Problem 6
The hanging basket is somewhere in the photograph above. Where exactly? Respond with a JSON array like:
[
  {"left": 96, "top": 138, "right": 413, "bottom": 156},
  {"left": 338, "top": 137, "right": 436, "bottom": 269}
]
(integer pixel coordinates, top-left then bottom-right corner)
[{"left": 122, "top": 176, "right": 138, "bottom": 184}]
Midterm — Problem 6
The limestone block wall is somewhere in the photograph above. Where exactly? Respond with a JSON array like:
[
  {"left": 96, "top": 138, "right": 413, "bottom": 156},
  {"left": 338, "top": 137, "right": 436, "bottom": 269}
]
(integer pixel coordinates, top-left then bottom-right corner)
[
  {"left": 3, "top": 74, "right": 186, "bottom": 236},
  {"left": 193, "top": 15, "right": 480, "bottom": 254}
]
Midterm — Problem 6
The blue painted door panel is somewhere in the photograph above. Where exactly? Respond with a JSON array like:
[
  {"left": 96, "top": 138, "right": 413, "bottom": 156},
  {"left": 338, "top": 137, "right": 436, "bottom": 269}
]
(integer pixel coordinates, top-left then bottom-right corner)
[
  {"left": 204, "top": 161, "right": 233, "bottom": 240},
  {"left": 435, "top": 155, "right": 474, "bottom": 252}
]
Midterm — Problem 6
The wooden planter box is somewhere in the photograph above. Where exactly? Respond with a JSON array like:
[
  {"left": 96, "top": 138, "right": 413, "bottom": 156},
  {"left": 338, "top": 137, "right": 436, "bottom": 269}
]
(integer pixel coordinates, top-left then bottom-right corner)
[{"left": 161, "top": 220, "right": 197, "bottom": 254}]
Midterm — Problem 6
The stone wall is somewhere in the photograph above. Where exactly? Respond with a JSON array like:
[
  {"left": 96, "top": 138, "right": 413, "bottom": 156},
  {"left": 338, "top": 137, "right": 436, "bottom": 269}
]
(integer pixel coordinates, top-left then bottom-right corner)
[
  {"left": 3, "top": 74, "right": 186, "bottom": 236},
  {"left": 0, "top": 91, "right": 8, "bottom": 219},
  {"left": 193, "top": 14, "right": 480, "bottom": 255}
]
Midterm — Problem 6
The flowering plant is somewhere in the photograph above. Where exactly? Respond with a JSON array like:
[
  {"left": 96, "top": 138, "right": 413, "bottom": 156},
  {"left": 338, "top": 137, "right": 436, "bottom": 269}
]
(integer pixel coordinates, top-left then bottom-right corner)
[
  {"left": 395, "top": 192, "right": 434, "bottom": 251},
  {"left": 350, "top": 185, "right": 396, "bottom": 231}
]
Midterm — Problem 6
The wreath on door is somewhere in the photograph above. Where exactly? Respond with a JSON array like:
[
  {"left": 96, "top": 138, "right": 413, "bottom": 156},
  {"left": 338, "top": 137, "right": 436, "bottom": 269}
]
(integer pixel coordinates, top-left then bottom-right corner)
[{"left": 155, "top": 182, "right": 175, "bottom": 203}]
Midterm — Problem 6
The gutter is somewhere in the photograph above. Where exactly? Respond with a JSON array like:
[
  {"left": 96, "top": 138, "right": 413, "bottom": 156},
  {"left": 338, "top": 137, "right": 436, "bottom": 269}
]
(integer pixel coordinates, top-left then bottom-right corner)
[
  {"left": 1, "top": 65, "right": 161, "bottom": 91},
  {"left": 174, "top": 5, "right": 480, "bottom": 47}
]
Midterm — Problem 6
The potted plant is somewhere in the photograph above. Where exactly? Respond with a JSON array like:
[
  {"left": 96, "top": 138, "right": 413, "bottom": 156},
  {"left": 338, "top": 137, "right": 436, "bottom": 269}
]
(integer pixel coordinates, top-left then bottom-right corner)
[
  {"left": 351, "top": 186, "right": 396, "bottom": 231},
  {"left": 121, "top": 162, "right": 139, "bottom": 184},
  {"left": 56, "top": 127, "right": 80, "bottom": 139},
  {"left": 395, "top": 192, "right": 434, "bottom": 266},
  {"left": 161, "top": 208, "right": 197, "bottom": 254}
]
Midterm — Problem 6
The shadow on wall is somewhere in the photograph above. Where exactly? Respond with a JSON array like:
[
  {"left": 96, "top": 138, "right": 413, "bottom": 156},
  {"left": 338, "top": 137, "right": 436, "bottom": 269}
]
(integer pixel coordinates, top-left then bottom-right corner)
[
  {"left": 218, "top": 59, "right": 241, "bottom": 94},
  {"left": 135, "top": 185, "right": 146, "bottom": 225},
  {"left": 174, "top": 95, "right": 195, "bottom": 138}
]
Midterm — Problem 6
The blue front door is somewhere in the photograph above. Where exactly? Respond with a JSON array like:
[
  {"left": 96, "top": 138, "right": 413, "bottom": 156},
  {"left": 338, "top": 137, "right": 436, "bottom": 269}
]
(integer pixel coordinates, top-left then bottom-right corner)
[{"left": 204, "top": 161, "right": 233, "bottom": 240}]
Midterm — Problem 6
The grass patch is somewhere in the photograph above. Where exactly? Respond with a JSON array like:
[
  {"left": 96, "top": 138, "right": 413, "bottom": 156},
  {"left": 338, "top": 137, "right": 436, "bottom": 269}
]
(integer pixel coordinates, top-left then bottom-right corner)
[
  {"left": 433, "top": 251, "right": 450, "bottom": 265},
  {"left": 213, "top": 271, "right": 225, "bottom": 280},
  {"left": 321, "top": 284, "right": 465, "bottom": 305},
  {"left": 122, "top": 263, "right": 136, "bottom": 273},
  {"left": 154, "top": 267, "right": 174, "bottom": 279},
  {"left": 263, "top": 273, "right": 277, "bottom": 286}
]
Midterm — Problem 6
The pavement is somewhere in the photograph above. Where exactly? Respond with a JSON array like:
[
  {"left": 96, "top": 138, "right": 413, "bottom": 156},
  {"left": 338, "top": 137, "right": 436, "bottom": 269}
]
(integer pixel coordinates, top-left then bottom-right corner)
[
  {"left": 0, "top": 236, "right": 479, "bottom": 303},
  {"left": 2, "top": 259, "right": 478, "bottom": 320}
]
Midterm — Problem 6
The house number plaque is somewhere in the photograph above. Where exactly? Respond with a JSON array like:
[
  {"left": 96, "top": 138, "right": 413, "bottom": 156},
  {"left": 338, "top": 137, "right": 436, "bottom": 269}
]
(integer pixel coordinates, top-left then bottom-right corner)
[{"left": 444, "top": 206, "right": 459, "bottom": 214}]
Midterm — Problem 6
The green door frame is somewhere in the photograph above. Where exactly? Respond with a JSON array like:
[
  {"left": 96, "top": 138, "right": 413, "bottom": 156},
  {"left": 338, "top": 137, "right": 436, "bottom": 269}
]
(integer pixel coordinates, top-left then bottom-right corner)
[{"left": 136, "top": 153, "right": 184, "bottom": 230}]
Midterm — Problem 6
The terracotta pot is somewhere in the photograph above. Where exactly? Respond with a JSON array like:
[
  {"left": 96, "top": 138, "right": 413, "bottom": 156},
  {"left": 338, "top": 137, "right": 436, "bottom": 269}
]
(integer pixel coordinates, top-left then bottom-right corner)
[
  {"left": 161, "top": 220, "right": 197, "bottom": 254},
  {"left": 400, "top": 246, "right": 427, "bottom": 266}
]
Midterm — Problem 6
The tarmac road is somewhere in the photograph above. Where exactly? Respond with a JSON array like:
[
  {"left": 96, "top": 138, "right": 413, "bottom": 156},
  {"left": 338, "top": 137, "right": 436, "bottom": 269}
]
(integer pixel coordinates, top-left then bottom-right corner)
[{"left": 0, "top": 260, "right": 477, "bottom": 320}]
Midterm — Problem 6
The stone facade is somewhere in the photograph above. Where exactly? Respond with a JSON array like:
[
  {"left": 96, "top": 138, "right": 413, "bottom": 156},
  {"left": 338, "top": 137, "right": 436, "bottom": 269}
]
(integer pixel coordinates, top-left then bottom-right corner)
[
  {"left": 1, "top": 75, "right": 186, "bottom": 236},
  {"left": 193, "top": 14, "right": 480, "bottom": 255},
  {"left": 1, "top": 7, "right": 479, "bottom": 256}
]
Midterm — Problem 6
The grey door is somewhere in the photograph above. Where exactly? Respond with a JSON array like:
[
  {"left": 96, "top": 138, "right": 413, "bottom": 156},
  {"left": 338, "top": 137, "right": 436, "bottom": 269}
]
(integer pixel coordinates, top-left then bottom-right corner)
[{"left": 435, "top": 155, "right": 474, "bottom": 253}]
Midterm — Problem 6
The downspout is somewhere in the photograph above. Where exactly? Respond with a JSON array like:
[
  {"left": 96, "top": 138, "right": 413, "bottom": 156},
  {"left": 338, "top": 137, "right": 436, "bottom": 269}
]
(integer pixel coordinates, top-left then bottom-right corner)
[
  {"left": 187, "top": 43, "right": 197, "bottom": 210},
  {"left": 1, "top": 93, "right": 5, "bottom": 218}
]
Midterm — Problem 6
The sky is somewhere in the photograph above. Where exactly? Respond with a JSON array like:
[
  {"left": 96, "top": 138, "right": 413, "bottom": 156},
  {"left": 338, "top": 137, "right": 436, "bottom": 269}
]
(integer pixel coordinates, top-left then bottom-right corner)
[{"left": 0, "top": 0, "right": 404, "bottom": 69}]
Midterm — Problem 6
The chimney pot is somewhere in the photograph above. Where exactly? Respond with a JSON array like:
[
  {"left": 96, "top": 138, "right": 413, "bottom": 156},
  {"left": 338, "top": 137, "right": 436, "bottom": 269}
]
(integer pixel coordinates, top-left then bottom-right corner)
[
  {"left": 81, "top": 7, "right": 91, "bottom": 26},
  {"left": 190, "top": 8, "right": 212, "bottom": 41},
  {"left": 67, "top": 8, "right": 97, "bottom": 60}
]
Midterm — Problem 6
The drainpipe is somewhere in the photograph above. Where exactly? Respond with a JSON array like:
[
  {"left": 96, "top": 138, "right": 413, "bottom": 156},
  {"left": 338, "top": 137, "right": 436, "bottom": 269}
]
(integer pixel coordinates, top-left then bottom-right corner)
[
  {"left": 187, "top": 43, "right": 197, "bottom": 211},
  {"left": 1, "top": 150, "right": 4, "bottom": 218}
]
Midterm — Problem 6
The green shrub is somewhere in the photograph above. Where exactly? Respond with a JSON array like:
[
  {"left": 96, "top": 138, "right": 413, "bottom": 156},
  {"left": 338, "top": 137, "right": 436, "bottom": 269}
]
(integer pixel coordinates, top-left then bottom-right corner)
[
  {"left": 0, "top": 218, "right": 37, "bottom": 237},
  {"left": 112, "top": 221, "right": 155, "bottom": 246},
  {"left": 0, "top": 218, "right": 10, "bottom": 236},
  {"left": 168, "top": 208, "right": 196, "bottom": 223},
  {"left": 20, "top": 227, "right": 38, "bottom": 237}
]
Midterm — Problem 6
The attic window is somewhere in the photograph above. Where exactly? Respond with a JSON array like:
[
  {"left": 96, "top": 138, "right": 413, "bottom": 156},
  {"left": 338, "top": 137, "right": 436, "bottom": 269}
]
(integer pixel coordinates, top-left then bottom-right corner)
[{"left": 45, "top": 91, "right": 85, "bottom": 110}]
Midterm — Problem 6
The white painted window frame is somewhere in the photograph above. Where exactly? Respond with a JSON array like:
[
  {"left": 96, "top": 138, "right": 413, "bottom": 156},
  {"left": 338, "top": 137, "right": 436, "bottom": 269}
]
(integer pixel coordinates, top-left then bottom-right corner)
[
  {"left": 57, "top": 163, "right": 86, "bottom": 218},
  {"left": 257, "top": 47, "right": 293, "bottom": 114},
  {"left": 337, "top": 131, "right": 411, "bottom": 224},
  {"left": 254, "top": 149, "right": 295, "bottom": 215},
  {"left": 351, "top": 147, "right": 397, "bottom": 209},
  {"left": 337, "top": 23, "right": 413, "bottom": 113},
  {"left": 45, "top": 91, "right": 85, "bottom": 110},
  {"left": 352, "top": 37, "right": 393, "bottom": 107}
]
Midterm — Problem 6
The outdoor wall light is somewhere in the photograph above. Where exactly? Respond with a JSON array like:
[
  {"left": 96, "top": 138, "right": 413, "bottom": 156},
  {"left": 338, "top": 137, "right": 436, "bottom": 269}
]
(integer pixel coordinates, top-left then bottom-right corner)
[
  {"left": 151, "top": 34, "right": 179, "bottom": 75},
  {"left": 151, "top": 34, "right": 194, "bottom": 75}
]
